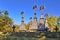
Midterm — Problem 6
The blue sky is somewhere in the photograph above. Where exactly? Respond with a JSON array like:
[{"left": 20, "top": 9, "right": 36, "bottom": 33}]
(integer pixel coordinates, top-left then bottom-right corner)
[{"left": 0, "top": 0, "right": 60, "bottom": 25}]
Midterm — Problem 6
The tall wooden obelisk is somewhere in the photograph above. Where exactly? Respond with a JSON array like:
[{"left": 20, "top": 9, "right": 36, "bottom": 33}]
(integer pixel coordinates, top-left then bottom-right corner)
[
  {"left": 32, "top": 5, "right": 38, "bottom": 32},
  {"left": 20, "top": 11, "right": 26, "bottom": 32},
  {"left": 37, "top": 6, "right": 45, "bottom": 31},
  {"left": 29, "top": 17, "right": 33, "bottom": 32},
  {"left": 45, "top": 14, "right": 49, "bottom": 28}
]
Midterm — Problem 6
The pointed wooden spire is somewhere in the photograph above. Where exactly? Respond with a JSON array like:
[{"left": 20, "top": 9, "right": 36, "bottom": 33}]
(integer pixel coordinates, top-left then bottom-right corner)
[
  {"left": 34, "top": 13, "right": 37, "bottom": 19},
  {"left": 21, "top": 11, "right": 24, "bottom": 22},
  {"left": 21, "top": 11, "right": 24, "bottom": 17},
  {"left": 40, "top": 5, "right": 44, "bottom": 10},
  {"left": 40, "top": 13, "right": 44, "bottom": 19},
  {"left": 21, "top": 16, "right": 24, "bottom": 22},
  {"left": 45, "top": 14, "right": 48, "bottom": 17},
  {"left": 33, "top": 5, "right": 37, "bottom": 9},
  {"left": 30, "top": 17, "right": 32, "bottom": 20}
]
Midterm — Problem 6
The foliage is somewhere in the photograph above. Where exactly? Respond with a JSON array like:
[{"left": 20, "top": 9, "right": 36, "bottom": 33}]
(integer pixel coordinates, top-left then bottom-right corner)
[
  {"left": 47, "top": 15, "right": 57, "bottom": 32},
  {"left": 25, "top": 23, "right": 29, "bottom": 30},
  {"left": 3, "top": 25, "right": 13, "bottom": 32},
  {"left": 0, "top": 10, "right": 13, "bottom": 32},
  {"left": 57, "top": 17, "right": 60, "bottom": 31},
  {"left": 14, "top": 25, "right": 20, "bottom": 32},
  {"left": 38, "top": 36, "right": 46, "bottom": 40},
  {"left": 0, "top": 31, "right": 11, "bottom": 39}
]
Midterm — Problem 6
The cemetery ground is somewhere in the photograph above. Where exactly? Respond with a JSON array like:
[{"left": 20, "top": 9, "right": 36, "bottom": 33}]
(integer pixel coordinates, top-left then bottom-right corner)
[{"left": 0, "top": 31, "right": 60, "bottom": 40}]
